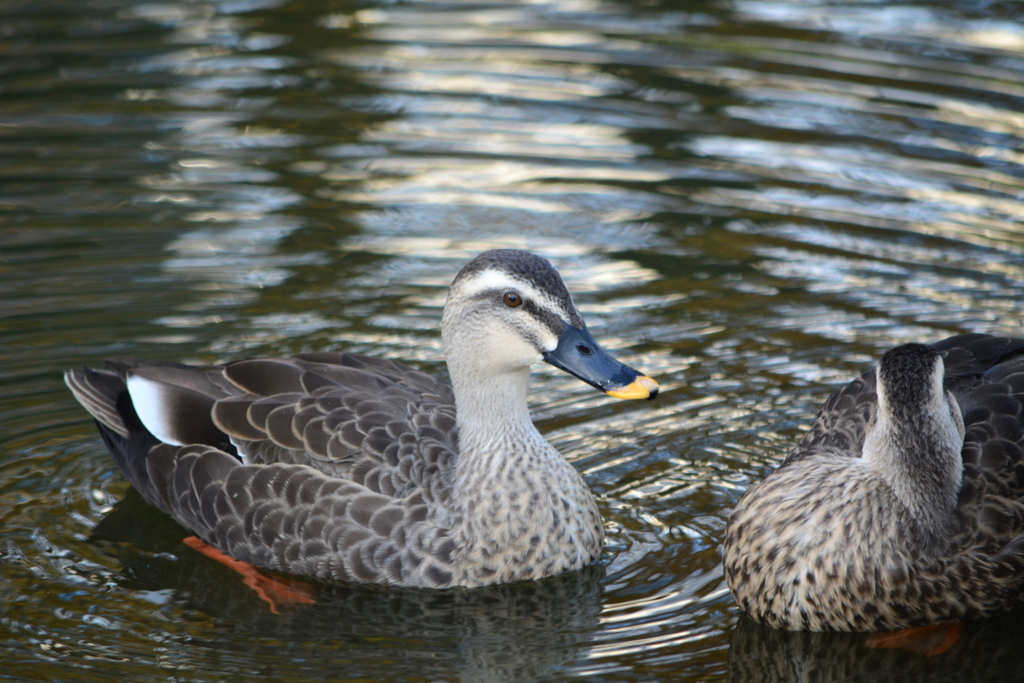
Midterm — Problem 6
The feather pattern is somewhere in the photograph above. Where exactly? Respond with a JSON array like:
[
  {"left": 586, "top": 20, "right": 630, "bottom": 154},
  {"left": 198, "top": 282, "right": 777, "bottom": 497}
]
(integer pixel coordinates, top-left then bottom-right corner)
[
  {"left": 724, "top": 333, "right": 1024, "bottom": 631},
  {"left": 66, "top": 249, "right": 658, "bottom": 588}
]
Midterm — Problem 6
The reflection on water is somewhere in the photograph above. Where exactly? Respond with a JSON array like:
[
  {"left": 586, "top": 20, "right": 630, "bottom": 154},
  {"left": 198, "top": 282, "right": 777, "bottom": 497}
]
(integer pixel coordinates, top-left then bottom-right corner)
[
  {"left": 4, "top": 0, "right": 1024, "bottom": 680},
  {"left": 729, "top": 613, "right": 1024, "bottom": 682},
  {"left": 83, "top": 489, "right": 605, "bottom": 682}
]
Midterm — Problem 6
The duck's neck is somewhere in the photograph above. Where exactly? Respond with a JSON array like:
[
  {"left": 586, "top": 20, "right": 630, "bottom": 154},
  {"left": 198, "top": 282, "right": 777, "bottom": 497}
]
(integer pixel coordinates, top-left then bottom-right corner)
[
  {"left": 863, "top": 400, "right": 964, "bottom": 540},
  {"left": 448, "top": 365, "right": 558, "bottom": 490}
]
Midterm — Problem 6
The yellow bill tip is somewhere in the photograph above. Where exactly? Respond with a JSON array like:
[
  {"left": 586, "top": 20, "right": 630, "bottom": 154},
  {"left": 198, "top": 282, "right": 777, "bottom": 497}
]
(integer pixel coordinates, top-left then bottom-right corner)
[{"left": 606, "top": 375, "right": 659, "bottom": 400}]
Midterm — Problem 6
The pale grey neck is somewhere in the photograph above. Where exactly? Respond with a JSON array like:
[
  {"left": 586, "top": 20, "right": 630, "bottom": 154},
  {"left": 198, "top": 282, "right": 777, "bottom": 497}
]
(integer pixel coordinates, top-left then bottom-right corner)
[
  {"left": 445, "top": 359, "right": 596, "bottom": 542},
  {"left": 448, "top": 367, "right": 556, "bottom": 486}
]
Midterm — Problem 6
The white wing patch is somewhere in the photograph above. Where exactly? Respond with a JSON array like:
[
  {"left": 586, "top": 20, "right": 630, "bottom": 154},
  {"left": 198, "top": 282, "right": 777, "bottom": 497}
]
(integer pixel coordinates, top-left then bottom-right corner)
[{"left": 126, "top": 373, "right": 186, "bottom": 446}]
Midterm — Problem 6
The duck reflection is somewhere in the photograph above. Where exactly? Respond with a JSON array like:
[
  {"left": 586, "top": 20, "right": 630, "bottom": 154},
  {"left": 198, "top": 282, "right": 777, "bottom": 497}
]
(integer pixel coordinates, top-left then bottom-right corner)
[{"left": 729, "top": 613, "right": 1024, "bottom": 683}]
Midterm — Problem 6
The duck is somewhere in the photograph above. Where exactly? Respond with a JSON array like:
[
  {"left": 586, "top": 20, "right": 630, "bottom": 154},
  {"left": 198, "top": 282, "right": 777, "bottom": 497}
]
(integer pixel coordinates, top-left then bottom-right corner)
[
  {"left": 66, "top": 249, "right": 658, "bottom": 594},
  {"left": 724, "top": 333, "right": 1024, "bottom": 633}
]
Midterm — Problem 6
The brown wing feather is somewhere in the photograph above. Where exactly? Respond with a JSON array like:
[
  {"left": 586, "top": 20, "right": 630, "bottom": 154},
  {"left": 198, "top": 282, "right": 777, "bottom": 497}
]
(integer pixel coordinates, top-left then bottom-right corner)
[{"left": 957, "top": 354, "right": 1024, "bottom": 547}]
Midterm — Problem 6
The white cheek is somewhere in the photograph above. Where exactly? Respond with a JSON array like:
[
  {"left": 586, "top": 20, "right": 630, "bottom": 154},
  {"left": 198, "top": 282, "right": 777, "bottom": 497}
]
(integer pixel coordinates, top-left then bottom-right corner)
[{"left": 487, "top": 324, "right": 544, "bottom": 368}]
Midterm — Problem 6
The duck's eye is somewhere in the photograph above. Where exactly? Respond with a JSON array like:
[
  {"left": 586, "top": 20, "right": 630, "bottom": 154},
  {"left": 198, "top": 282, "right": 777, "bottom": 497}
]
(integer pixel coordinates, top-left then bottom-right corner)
[{"left": 503, "top": 292, "right": 523, "bottom": 308}]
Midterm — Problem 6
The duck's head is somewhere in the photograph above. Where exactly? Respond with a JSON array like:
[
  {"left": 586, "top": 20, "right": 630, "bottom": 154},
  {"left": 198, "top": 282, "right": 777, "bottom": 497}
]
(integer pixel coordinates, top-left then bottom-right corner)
[{"left": 441, "top": 249, "right": 658, "bottom": 401}]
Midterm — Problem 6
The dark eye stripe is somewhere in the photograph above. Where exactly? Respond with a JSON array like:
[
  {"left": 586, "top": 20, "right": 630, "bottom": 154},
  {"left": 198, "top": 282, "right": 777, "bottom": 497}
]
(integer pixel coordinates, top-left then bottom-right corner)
[{"left": 522, "top": 299, "right": 565, "bottom": 337}]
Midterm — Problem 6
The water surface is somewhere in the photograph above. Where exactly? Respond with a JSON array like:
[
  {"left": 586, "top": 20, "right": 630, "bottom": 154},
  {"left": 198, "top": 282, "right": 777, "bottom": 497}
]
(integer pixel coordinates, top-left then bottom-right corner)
[{"left": 3, "top": 0, "right": 1024, "bottom": 680}]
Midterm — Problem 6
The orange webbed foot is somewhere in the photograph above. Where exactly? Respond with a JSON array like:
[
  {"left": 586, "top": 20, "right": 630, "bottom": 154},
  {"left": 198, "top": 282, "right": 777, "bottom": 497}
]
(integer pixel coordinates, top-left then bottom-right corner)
[
  {"left": 182, "top": 536, "right": 315, "bottom": 614},
  {"left": 865, "top": 622, "right": 962, "bottom": 656}
]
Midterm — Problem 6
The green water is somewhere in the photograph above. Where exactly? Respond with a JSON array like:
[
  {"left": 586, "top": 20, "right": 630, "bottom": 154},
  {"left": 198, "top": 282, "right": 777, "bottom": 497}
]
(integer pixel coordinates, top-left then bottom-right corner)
[{"left": 3, "top": 0, "right": 1024, "bottom": 680}]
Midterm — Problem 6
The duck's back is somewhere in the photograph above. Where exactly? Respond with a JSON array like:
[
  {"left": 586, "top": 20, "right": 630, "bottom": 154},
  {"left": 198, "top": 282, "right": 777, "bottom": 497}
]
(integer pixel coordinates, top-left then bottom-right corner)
[{"left": 211, "top": 352, "right": 458, "bottom": 497}]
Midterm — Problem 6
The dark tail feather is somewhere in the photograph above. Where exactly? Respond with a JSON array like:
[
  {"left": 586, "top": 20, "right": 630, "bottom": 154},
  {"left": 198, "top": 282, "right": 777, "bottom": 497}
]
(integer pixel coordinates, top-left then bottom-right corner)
[{"left": 94, "top": 388, "right": 168, "bottom": 512}]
